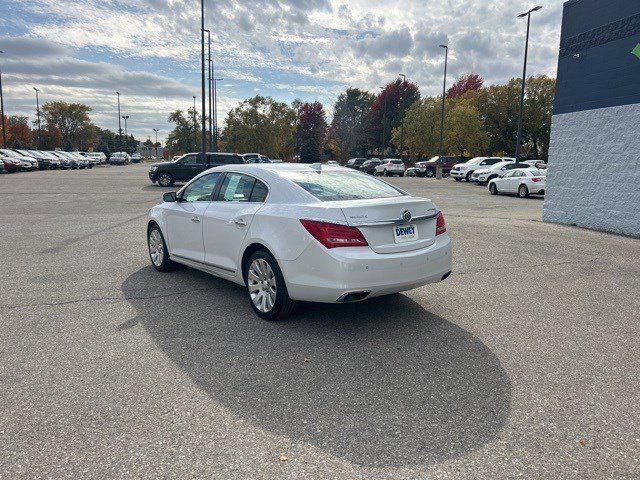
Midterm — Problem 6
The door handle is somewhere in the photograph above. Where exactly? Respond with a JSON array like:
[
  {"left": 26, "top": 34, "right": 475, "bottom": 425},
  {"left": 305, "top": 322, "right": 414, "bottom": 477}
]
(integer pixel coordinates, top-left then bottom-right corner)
[
  {"left": 233, "top": 219, "right": 247, "bottom": 227},
  {"left": 191, "top": 216, "right": 200, "bottom": 223}
]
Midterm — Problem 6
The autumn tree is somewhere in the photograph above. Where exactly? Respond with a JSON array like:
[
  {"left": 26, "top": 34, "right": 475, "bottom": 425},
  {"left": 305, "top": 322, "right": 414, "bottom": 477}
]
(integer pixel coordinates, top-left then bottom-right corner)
[
  {"left": 0, "top": 114, "right": 9, "bottom": 146},
  {"left": 222, "top": 96, "right": 296, "bottom": 158},
  {"left": 370, "top": 78, "right": 420, "bottom": 152},
  {"left": 297, "top": 101, "right": 328, "bottom": 163},
  {"left": 329, "top": 88, "right": 375, "bottom": 159},
  {"left": 8, "top": 115, "right": 33, "bottom": 148},
  {"left": 447, "top": 73, "right": 484, "bottom": 99}
]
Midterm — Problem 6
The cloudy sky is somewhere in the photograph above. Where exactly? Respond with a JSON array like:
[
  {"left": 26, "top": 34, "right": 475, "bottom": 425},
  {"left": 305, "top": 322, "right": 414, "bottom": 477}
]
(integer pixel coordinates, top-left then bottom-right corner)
[{"left": 0, "top": 0, "right": 563, "bottom": 143}]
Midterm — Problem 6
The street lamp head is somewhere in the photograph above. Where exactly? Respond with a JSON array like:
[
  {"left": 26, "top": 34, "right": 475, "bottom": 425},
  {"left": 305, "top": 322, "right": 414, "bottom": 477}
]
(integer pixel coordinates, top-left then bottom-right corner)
[
  {"left": 519, "top": 6, "right": 542, "bottom": 17},
  {"left": 532, "top": 5, "right": 542, "bottom": 12},
  {"left": 33, "top": 87, "right": 39, "bottom": 92},
  {"left": 439, "top": 44, "right": 448, "bottom": 49},
  {"left": 116, "top": 91, "right": 120, "bottom": 95}
]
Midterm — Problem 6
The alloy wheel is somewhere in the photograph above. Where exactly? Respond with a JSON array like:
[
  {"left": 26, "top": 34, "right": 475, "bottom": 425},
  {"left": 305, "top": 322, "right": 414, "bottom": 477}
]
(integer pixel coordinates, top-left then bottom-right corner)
[
  {"left": 519, "top": 185, "right": 529, "bottom": 198},
  {"left": 158, "top": 174, "right": 172, "bottom": 187},
  {"left": 248, "top": 258, "right": 277, "bottom": 313},
  {"left": 148, "top": 229, "right": 164, "bottom": 266}
]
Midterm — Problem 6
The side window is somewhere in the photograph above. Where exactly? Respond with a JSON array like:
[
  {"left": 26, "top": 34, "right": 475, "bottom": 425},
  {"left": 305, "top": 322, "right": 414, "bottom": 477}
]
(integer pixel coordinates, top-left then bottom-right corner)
[
  {"left": 513, "top": 171, "right": 525, "bottom": 178},
  {"left": 250, "top": 180, "right": 268, "bottom": 202},
  {"left": 502, "top": 171, "right": 515, "bottom": 178},
  {"left": 479, "top": 159, "right": 489, "bottom": 166},
  {"left": 180, "top": 154, "right": 198, "bottom": 165},
  {"left": 218, "top": 173, "right": 256, "bottom": 202},
  {"left": 181, "top": 173, "right": 221, "bottom": 202}
]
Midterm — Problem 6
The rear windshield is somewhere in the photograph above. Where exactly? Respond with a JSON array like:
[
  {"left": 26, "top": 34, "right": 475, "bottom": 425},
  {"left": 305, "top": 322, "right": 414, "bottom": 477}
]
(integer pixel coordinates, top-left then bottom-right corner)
[{"left": 282, "top": 171, "right": 405, "bottom": 201}]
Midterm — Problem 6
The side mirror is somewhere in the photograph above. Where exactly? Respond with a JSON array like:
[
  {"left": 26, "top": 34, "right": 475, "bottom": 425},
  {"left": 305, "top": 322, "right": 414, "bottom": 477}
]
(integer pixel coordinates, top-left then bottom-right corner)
[{"left": 163, "top": 191, "right": 177, "bottom": 202}]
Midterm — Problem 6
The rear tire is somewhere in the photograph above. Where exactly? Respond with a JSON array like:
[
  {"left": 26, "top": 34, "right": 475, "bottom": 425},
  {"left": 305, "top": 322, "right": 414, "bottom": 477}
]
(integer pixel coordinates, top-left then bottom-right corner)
[
  {"left": 518, "top": 184, "right": 529, "bottom": 198},
  {"left": 244, "top": 249, "right": 296, "bottom": 321},
  {"left": 157, "top": 172, "right": 174, "bottom": 187}
]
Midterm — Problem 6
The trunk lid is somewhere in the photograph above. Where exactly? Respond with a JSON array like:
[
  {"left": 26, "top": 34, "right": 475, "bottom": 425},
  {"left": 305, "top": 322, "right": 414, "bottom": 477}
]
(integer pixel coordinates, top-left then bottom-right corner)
[{"left": 333, "top": 197, "right": 439, "bottom": 253}]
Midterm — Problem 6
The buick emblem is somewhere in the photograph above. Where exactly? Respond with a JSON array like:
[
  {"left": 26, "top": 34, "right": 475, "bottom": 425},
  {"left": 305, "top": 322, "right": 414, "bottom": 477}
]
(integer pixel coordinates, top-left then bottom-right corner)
[{"left": 401, "top": 210, "right": 412, "bottom": 222}]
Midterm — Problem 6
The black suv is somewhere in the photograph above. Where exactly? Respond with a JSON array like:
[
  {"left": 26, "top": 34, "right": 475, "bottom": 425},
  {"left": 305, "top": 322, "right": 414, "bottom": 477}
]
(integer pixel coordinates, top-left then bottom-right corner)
[{"left": 149, "top": 152, "right": 244, "bottom": 186}]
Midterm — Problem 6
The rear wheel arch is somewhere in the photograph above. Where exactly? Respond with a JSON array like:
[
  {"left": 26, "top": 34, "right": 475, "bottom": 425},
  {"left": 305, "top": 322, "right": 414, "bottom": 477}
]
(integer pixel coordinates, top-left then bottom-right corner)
[{"left": 241, "top": 243, "right": 276, "bottom": 283}]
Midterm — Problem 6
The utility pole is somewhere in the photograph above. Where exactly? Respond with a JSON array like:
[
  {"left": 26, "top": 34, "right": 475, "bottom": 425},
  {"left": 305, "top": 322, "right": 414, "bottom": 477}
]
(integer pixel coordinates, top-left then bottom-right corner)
[
  {"left": 116, "top": 92, "right": 122, "bottom": 152},
  {"left": 0, "top": 50, "right": 6, "bottom": 148},
  {"left": 515, "top": 6, "right": 542, "bottom": 164},
  {"left": 33, "top": 87, "right": 41, "bottom": 149},
  {"left": 439, "top": 44, "right": 448, "bottom": 158},
  {"left": 153, "top": 128, "right": 159, "bottom": 159}
]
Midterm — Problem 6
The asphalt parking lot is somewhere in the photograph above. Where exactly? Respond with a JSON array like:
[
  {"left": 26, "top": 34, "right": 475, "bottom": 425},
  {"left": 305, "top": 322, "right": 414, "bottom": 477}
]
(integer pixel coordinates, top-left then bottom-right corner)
[{"left": 1, "top": 164, "right": 638, "bottom": 479}]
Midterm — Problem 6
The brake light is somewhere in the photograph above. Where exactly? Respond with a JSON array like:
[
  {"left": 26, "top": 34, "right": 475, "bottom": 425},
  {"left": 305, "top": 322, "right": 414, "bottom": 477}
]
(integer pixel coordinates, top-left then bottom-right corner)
[
  {"left": 435, "top": 212, "right": 446, "bottom": 236},
  {"left": 300, "top": 219, "right": 368, "bottom": 248},
  {"left": 531, "top": 177, "right": 542, "bottom": 182}
]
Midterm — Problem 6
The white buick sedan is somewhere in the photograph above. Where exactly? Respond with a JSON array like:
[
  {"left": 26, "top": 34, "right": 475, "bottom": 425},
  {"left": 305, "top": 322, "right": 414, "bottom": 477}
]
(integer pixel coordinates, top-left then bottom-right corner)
[{"left": 146, "top": 163, "right": 452, "bottom": 320}]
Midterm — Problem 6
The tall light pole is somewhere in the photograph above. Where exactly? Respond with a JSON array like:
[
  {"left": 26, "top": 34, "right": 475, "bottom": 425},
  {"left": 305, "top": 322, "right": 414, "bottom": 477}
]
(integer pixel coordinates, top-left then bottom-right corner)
[
  {"left": 515, "top": 5, "right": 542, "bottom": 163},
  {"left": 116, "top": 92, "right": 122, "bottom": 152},
  {"left": 0, "top": 50, "right": 6, "bottom": 148},
  {"left": 200, "top": 0, "right": 206, "bottom": 159},
  {"left": 212, "top": 78, "right": 223, "bottom": 150},
  {"left": 203, "top": 29, "right": 212, "bottom": 151},
  {"left": 192, "top": 95, "right": 197, "bottom": 151},
  {"left": 153, "top": 128, "right": 159, "bottom": 159},
  {"left": 439, "top": 44, "right": 448, "bottom": 158},
  {"left": 122, "top": 115, "right": 129, "bottom": 152},
  {"left": 398, "top": 74, "right": 406, "bottom": 158},
  {"left": 33, "top": 87, "right": 41, "bottom": 150}
]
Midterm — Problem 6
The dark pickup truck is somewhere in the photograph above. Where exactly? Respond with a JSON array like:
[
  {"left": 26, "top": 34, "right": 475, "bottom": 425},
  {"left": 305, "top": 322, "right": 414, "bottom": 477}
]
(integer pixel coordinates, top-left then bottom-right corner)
[{"left": 149, "top": 152, "right": 244, "bottom": 186}]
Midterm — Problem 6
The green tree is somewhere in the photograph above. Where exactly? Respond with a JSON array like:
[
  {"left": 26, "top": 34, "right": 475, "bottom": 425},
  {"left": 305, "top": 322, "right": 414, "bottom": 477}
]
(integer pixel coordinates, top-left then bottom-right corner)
[
  {"left": 391, "top": 97, "right": 441, "bottom": 160},
  {"left": 166, "top": 108, "right": 201, "bottom": 154},
  {"left": 523, "top": 75, "right": 555, "bottom": 160},
  {"left": 222, "top": 96, "right": 296, "bottom": 158},
  {"left": 40, "top": 102, "right": 96, "bottom": 150},
  {"left": 445, "top": 95, "right": 489, "bottom": 157},
  {"left": 329, "top": 88, "right": 375, "bottom": 159}
]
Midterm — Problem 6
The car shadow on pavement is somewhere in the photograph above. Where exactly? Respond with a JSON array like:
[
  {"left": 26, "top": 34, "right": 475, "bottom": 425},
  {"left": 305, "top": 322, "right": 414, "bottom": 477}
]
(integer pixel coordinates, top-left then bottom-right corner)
[{"left": 121, "top": 266, "right": 511, "bottom": 468}]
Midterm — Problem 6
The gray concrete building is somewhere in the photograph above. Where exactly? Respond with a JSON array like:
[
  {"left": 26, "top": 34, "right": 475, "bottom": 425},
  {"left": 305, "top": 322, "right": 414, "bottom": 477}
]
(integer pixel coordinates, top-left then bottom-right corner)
[{"left": 543, "top": 0, "right": 640, "bottom": 237}]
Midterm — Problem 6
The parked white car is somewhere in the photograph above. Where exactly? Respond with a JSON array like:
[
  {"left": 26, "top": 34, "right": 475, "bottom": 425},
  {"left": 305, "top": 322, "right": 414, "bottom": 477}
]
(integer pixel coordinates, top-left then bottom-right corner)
[
  {"left": 374, "top": 159, "right": 406, "bottom": 176},
  {"left": 522, "top": 159, "right": 547, "bottom": 169},
  {"left": 488, "top": 168, "right": 546, "bottom": 197},
  {"left": 450, "top": 157, "right": 514, "bottom": 182},
  {"left": 147, "top": 164, "right": 452, "bottom": 320},
  {"left": 471, "top": 160, "right": 530, "bottom": 185},
  {"left": 85, "top": 152, "right": 107, "bottom": 164}
]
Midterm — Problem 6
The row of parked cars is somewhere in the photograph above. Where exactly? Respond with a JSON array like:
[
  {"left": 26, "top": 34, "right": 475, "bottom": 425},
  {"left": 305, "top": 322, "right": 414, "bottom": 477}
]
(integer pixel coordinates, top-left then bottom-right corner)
[
  {"left": 345, "top": 155, "right": 548, "bottom": 198},
  {"left": 0, "top": 149, "right": 147, "bottom": 173}
]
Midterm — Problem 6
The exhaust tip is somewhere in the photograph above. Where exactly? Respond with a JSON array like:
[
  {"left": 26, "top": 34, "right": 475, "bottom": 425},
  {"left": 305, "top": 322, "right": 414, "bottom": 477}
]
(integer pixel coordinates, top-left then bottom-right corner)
[
  {"left": 441, "top": 271, "right": 452, "bottom": 281},
  {"left": 337, "top": 291, "right": 371, "bottom": 302}
]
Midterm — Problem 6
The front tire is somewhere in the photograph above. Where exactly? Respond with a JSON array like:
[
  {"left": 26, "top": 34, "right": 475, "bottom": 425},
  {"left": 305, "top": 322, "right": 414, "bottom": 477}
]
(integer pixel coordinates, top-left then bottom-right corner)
[
  {"left": 489, "top": 183, "right": 499, "bottom": 195},
  {"left": 454, "top": 177, "right": 462, "bottom": 182},
  {"left": 425, "top": 169, "right": 435, "bottom": 178},
  {"left": 148, "top": 225, "right": 175, "bottom": 271},
  {"left": 157, "top": 172, "right": 174, "bottom": 187},
  {"left": 465, "top": 172, "right": 473, "bottom": 182},
  {"left": 518, "top": 185, "right": 529, "bottom": 198},
  {"left": 244, "top": 250, "right": 296, "bottom": 321}
]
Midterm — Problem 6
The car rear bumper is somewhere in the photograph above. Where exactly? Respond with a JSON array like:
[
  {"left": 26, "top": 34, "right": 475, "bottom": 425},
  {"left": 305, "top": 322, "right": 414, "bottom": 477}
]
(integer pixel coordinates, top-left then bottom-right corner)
[{"left": 280, "top": 234, "right": 452, "bottom": 303}]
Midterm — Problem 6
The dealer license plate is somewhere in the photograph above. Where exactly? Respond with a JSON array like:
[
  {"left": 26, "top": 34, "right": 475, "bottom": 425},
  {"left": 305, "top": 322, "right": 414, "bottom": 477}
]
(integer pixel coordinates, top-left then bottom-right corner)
[{"left": 393, "top": 224, "right": 418, "bottom": 243}]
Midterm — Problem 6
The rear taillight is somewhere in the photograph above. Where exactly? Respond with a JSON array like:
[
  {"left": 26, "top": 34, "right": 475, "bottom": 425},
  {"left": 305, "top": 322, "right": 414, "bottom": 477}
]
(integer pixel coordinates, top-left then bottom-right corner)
[
  {"left": 531, "top": 177, "right": 542, "bottom": 182},
  {"left": 435, "top": 212, "right": 446, "bottom": 236},
  {"left": 300, "top": 219, "right": 368, "bottom": 249}
]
